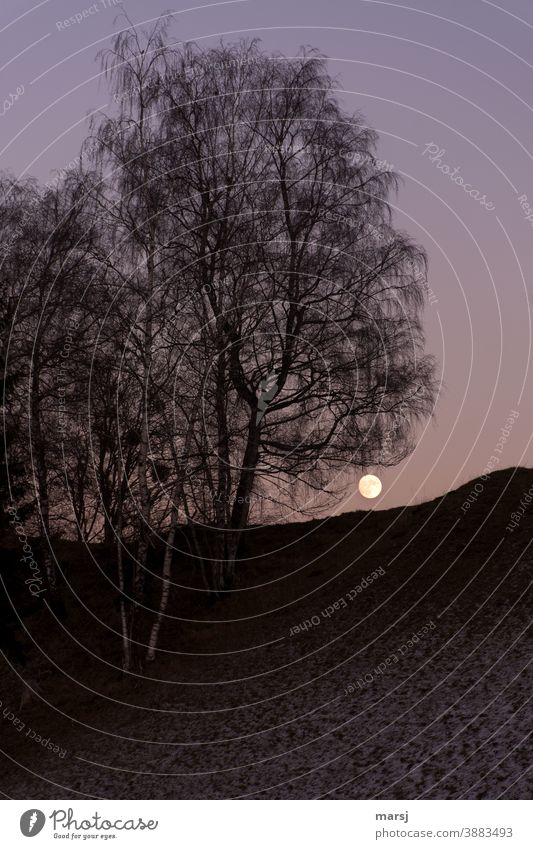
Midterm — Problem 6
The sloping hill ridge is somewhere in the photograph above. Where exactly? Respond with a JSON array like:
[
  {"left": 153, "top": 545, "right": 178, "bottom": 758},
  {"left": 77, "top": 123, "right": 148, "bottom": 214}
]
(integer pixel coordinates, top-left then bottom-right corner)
[{"left": 0, "top": 467, "right": 531, "bottom": 799}]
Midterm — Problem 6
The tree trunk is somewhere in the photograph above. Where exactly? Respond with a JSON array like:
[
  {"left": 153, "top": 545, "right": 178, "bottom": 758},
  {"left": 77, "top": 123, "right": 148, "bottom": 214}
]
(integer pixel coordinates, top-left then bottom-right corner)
[
  {"left": 129, "top": 249, "right": 155, "bottom": 672},
  {"left": 116, "top": 479, "right": 131, "bottom": 673},
  {"left": 145, "top": 395, "right": 201, "bottom": 661},
  {"left": 145, "top": 522, "right": 175, "bottom": 662},
  {"left": 226, "top": 417, "right": 261, "bottom": 584},
  {"left": 31, "top": 360, "right": 58, "bottom": 605},
  {"left": 212, "top": 343, "right": 231, "bottom": 592}
]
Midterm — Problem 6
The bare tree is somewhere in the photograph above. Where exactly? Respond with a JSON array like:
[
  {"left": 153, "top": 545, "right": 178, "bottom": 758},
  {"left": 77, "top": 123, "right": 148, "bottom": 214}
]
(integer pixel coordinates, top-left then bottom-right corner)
[
  {"left": 1, "top": 173, "right": 99, "bottom": 606},
  {"left": 0, "top": 24, "right": 437, "bottom": 669},
  {"left": 154, "top": 40, "right": 437, "bottom": 587},
  {"left": 86, "top": 16, "right": 181, "bottom": 669}
]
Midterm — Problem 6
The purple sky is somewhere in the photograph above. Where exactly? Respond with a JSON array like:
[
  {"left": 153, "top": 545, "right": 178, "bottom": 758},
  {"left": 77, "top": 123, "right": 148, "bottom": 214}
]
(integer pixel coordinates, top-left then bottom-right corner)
[{"left": 2, "top": 0, "right": 532, "bottom": 511}]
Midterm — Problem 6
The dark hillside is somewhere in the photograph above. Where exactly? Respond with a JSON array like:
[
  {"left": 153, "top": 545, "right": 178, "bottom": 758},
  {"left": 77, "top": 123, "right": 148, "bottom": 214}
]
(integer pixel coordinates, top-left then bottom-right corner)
[{"left": 1, "top": 467, "right": 531, "bottom": 799}]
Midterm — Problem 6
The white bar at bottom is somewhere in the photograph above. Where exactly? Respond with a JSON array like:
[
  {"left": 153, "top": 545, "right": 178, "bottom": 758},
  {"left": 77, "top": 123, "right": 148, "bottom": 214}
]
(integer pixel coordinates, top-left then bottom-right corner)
[{"left": 1, "top": 799, "right": 530, "bottom": 848}]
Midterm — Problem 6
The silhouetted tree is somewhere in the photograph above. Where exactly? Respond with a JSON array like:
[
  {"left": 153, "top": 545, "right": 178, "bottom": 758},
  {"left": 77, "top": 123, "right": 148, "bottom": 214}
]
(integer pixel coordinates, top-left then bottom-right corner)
[
  {"left": 0, "top": 21, "right": 438, "bottom": 666},
  {"left": 153, "top": 39, "right": 437, "bottom": 588}
]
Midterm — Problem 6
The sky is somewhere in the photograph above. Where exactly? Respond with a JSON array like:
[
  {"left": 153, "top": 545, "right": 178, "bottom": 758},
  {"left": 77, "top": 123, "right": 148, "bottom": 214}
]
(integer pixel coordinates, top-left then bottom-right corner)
[{"left": 1, "top": 0, "right": 532, "bottom": 511}]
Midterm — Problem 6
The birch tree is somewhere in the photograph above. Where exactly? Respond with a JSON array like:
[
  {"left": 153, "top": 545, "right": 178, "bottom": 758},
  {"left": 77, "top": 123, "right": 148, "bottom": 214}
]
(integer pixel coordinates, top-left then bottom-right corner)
[{"left": 155, "top": 41, "right": 437, "bottom": 588}]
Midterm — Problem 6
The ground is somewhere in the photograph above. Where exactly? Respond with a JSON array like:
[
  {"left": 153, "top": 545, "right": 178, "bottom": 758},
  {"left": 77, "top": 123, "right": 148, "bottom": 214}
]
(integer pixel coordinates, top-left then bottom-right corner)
[{"left": 0, "top": 467, "right": 531, "bottom": 799}]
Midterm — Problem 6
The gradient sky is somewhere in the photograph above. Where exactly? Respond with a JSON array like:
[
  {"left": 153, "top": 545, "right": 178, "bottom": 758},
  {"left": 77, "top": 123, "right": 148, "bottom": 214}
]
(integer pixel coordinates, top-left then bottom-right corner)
[{"left": 1, "top": 0, "right": 532, "bottom": 510}]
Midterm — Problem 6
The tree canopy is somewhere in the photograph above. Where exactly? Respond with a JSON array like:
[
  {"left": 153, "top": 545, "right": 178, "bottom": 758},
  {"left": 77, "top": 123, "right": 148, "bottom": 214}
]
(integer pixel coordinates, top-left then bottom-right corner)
[{"left": 0, "top": 20, "right": 437, "bottom": 667}]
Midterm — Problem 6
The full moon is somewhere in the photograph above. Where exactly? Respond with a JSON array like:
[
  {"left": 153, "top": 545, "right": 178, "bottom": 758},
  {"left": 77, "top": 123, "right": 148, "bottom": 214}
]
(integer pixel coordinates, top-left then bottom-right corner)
[{"left": 358, "top": 474, "right": 382, "bottom": 499}]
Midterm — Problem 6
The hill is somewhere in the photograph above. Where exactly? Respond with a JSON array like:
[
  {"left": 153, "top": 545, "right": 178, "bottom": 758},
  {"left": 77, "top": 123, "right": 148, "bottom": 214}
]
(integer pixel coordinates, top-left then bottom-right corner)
[{"left": 0, "top": 466, "right": 531, "bottom": 799}]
